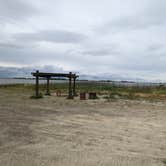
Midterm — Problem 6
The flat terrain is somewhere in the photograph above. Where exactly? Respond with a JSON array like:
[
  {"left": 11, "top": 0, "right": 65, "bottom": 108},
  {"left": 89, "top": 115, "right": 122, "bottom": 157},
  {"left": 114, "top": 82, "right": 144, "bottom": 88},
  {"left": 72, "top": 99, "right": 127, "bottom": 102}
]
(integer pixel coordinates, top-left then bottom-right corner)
[{"left": 0, "top": 86, "right": 166, "bottom": 166}]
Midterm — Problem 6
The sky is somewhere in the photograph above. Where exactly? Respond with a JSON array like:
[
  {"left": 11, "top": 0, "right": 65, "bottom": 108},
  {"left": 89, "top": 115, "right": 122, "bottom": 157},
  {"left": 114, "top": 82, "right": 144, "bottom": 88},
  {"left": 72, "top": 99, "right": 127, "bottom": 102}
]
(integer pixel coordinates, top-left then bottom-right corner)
[{"left": 0, "top": 0, "right": 166, "bottom": 81}]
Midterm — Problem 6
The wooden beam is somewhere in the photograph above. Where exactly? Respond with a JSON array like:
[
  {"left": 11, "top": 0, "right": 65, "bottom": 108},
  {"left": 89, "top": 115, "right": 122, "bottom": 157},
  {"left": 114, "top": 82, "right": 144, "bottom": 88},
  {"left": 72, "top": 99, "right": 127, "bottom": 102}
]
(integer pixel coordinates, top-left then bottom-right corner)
[
  {"left": 32, "top": 72, "right": 77, "bottom": 78},
  {"left": 45, "top": 77, "right": 50, "bottom": 95},
  {"left": 35, "top": 70, "right": 39, "bottom": 97},
  {"left": 68, "top": 72, "right": 73, "bottom": 99},
  {"left": 73, "top": 76, "right": 77, "bottom": 96}
]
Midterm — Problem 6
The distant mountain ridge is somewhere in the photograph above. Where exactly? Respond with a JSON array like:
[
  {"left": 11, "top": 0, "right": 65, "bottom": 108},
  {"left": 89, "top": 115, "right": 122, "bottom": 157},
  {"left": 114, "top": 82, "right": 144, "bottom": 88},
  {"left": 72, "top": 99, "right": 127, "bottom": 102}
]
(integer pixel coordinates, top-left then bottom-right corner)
[
  {"left": 0, "top": 66, "right": 63, "bottom": 78},
  {"left": 0, "top": 66, "right": 163, "bottom": 83}
]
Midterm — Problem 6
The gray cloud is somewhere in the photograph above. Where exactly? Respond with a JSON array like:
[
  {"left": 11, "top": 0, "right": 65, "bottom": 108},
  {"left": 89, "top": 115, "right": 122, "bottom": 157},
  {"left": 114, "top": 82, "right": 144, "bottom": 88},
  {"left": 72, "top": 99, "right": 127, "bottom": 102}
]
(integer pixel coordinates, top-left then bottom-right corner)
[
  {"left": 97, "top": 16, "right": 163, "bottom": 34},
  {"left": 81, "top": 48, "right": 120, "bottom": 56},
  {"left": 0, "top": 0, "right": 37, "bottom": 22},
  {"left": 14, "top": 30, "right": 87, "bottom": 44},
  {"left": 0, "top": 42, "right": 24, "bottom": 49},
  {"left": 0, "top": 65, "right": 65, "bottom": 78},
  {"left": 97, "top": 1, "right": 166, "bottom": 33},
  {"left": 146, "top": 44, "right": 165, "bottom": 53},
  {"left": 0, "top": 47, "right": 38, "bottom": 64}
]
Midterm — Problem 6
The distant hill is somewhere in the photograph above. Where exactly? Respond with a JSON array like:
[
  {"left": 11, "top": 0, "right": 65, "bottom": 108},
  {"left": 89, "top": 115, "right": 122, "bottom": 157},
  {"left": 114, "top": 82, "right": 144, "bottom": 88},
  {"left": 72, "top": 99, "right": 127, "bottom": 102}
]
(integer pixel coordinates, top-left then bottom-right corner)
[
  {"left": 0, "top": 66, "right": 64, "bottom": 78},
  {"left": 0, "top": 66, "right": 162, "bottom": 83}
]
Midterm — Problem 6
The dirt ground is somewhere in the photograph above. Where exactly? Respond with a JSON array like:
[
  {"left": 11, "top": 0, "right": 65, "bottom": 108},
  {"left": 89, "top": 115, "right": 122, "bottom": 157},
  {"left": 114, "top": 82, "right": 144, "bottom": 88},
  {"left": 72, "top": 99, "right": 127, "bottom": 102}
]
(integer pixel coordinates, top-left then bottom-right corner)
[{"left": 0, "top": 89, "right": 166, "bottom": 166}]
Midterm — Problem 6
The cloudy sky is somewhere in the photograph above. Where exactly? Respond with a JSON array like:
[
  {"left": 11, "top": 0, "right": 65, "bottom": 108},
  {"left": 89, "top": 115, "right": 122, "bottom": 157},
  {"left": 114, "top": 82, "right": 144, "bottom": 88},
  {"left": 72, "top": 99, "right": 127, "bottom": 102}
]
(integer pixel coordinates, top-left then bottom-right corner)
[{"left": 0, "top": 0, "right": 166, "bottom": 81}]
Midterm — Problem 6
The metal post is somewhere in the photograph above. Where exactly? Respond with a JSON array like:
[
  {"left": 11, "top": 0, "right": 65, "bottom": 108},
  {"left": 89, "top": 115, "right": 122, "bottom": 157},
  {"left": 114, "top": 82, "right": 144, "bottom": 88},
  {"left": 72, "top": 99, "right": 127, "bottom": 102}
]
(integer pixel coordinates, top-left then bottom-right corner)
[
  {"left": 68, "top": 72, "right": 73, "bottom": 99},
  {"left": 35, "top": 70, "right": 39, "bottom": 97},
  {"left": 46, "top": 77, "right": 50, "bottom": 95}
]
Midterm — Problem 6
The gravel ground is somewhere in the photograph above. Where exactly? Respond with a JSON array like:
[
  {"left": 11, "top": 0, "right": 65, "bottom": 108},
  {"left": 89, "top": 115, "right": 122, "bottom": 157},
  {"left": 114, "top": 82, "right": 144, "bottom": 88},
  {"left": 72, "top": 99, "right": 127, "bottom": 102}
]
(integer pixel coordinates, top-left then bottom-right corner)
[{"left": 0, "top": 89, "right": 166, "bottom": 166}]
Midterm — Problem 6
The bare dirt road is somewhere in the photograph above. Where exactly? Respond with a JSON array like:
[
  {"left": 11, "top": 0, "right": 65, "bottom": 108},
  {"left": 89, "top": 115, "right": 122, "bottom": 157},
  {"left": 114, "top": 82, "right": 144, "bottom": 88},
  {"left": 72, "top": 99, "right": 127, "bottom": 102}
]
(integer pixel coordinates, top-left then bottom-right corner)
[{"left": 0, "top": 89, "right": 166, "bottom": 166}]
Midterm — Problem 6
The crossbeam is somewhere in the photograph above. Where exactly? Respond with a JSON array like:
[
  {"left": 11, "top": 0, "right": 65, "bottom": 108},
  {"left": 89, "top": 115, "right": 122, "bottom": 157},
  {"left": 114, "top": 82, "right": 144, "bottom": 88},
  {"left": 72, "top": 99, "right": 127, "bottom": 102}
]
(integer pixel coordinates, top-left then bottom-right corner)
[{"left": 31, "top": 72, "right": 78, "bottom": 78}]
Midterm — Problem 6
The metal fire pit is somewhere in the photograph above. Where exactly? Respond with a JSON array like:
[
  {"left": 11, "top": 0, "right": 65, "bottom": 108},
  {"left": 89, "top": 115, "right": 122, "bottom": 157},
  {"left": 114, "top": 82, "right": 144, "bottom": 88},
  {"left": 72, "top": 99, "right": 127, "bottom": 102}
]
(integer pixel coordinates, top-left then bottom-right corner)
[
  {"left": 80, "top": 92, "right": 86, "bottom": 100},
  {"left": 89, "top": 92, "right": 97, "bottom": 99}
]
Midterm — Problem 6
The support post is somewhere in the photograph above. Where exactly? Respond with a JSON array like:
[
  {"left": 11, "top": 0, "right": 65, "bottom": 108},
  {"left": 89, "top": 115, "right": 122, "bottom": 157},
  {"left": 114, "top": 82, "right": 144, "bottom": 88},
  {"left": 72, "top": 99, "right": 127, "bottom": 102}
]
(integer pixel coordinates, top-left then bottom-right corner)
[
  {"left": 68, "top": 72, "right": 73, "bottom": 99},
  {"left": 73, "top": 76, "right": 77, "bottom": 96},
  {"left": 46, "top": 76, "right": 50, "bottom": 95},
  {"left": 35, "top": 70, "right": 39, "bottom": 97}
]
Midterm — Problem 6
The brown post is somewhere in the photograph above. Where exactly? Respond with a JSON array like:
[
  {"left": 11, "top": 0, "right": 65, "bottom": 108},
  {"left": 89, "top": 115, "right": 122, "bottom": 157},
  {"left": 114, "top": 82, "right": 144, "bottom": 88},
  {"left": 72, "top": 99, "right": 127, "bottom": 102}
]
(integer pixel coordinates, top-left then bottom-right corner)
[
  {"left": 68, "top": 72, "right": 73, "bottom": 99},
  {"left": 35, "top": 70, "right": 39, "bottom": 97},
  {"left": 46, "top": 77, "right": 50, "bottom": 95},
  {"left": 73, "top": 76, "right": 77, "bottom": 96}
]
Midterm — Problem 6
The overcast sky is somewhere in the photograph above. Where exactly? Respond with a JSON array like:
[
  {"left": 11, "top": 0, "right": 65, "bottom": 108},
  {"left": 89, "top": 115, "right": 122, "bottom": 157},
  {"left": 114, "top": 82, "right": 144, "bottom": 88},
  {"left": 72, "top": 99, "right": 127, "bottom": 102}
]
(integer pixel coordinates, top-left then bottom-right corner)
[{"left": 0, "top": 0, "right": 166, "bottom": 81}]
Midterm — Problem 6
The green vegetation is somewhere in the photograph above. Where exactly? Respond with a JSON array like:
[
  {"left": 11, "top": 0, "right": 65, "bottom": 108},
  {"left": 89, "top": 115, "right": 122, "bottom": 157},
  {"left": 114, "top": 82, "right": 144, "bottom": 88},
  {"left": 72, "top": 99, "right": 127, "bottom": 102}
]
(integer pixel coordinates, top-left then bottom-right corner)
[
  {"left": 30, "top": 92, "right": 43, "bottom": 99},
  {"left": 0, "top": 82, "right": 166, "bottom": 100},
  {"left": 162, "top": 158, "right": 166, "bottom": 166}
]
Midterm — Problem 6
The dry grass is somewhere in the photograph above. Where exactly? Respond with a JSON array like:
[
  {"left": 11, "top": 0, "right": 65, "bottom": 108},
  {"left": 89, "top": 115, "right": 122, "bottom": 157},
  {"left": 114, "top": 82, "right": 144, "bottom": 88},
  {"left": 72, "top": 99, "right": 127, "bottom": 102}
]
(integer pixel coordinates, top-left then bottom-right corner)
[{"left": 0, "top": 87, "right": 166, "bottom": 166}]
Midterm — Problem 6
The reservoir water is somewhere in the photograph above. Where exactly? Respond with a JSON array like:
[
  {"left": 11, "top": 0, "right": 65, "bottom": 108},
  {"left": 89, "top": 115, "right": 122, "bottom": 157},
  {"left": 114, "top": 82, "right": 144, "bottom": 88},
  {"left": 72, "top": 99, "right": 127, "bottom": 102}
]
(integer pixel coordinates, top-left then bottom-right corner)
[{"left": 0, "top": 78, "right": 164, "bottom": 87}]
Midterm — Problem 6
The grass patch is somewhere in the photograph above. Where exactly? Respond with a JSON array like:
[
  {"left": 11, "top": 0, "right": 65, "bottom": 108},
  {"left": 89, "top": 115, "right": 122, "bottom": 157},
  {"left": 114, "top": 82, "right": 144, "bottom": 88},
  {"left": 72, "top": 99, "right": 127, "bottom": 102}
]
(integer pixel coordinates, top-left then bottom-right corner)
[
  {"left": 30, "top": 93, "right": 43, "bottom": 99},
  {"left": 161, "top": 158, "right": 166, "bottom": 166},
  {"left": 1, "top": 82, "right": 166, "bottom": 100}
]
